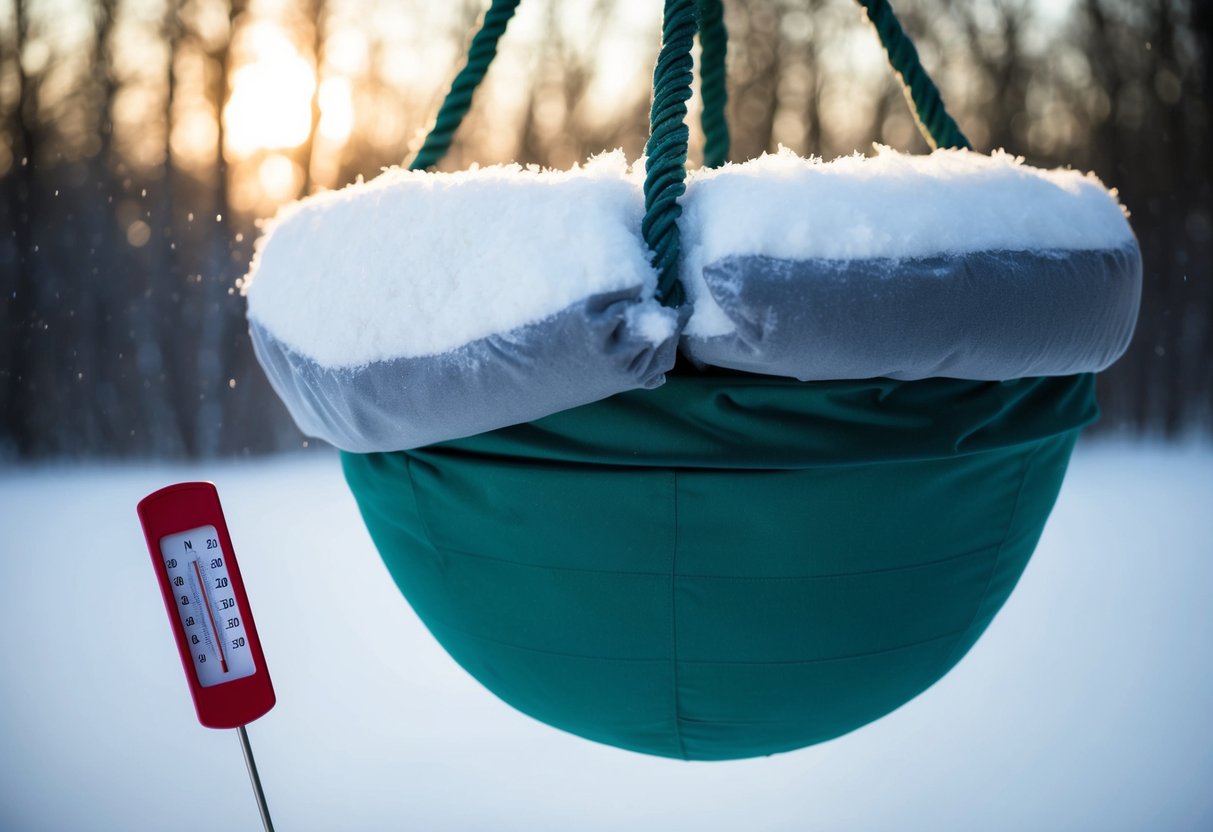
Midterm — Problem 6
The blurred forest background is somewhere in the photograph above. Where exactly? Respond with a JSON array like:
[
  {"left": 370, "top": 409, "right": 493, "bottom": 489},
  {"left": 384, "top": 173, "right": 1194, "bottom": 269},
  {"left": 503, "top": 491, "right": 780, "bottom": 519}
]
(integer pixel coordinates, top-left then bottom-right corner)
[{"left": 0, "top": 0, "right": 1209, "bottom": 458}]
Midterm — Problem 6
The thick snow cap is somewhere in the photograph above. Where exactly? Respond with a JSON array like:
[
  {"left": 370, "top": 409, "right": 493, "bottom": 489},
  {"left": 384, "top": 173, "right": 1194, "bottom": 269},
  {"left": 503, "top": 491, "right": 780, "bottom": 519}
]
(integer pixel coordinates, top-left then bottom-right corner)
[
  {"left": 677, "top": 147, "right": 1140, "bottom": 381},
  {"left": 245, "top": 147, "right": 1140, "bottom": 451},
  {"left": 244, "top": 152, "right": 682, "bottom": 453}
]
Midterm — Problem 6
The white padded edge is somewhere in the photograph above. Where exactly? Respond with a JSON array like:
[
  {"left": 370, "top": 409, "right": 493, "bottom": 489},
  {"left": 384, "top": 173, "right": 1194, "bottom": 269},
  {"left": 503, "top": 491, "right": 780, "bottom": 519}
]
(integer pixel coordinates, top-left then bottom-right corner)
[
  {"left": 680, "top": 147, "right": 1136, "bottom": 337},
  {"left": 244, "top": 152, "right": 657, "bottom": 368}
]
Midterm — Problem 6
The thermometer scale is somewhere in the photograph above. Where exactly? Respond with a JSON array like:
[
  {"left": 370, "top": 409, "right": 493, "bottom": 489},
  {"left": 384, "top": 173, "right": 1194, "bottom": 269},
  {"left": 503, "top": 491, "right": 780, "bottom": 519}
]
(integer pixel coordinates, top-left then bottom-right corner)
[{"left": 138, "top": 482, "right": 276, "bottom": 831}]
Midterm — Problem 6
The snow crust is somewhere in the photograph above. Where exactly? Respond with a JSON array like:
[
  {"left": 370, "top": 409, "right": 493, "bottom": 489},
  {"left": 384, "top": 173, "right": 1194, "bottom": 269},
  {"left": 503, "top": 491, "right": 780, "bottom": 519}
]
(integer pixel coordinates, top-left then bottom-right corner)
[
  {"left": 246, "top": 146, "right": 1135, "bottom": 361},
  {"left": 1, "top": 441, "right": 1210, "bottom": 831},
  {"left": 245, "top": 151, "right": 656, "bottom": 368},
  {"left": 680, "top": 146, "right": 1136, "bottom": 336}
]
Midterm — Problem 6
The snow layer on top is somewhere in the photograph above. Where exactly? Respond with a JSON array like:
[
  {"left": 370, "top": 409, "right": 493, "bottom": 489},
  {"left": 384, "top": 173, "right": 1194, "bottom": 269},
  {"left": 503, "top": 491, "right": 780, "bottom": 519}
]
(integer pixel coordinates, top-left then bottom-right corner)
[
  {"left": 680, "top": 146, "right": 1135, "bottom": 336},
  {"left": 245, "top": 151, "right": 655, "bottom": 368},
  {"left": 248, "top": 146, "right": 1137, "bottom": 357}
]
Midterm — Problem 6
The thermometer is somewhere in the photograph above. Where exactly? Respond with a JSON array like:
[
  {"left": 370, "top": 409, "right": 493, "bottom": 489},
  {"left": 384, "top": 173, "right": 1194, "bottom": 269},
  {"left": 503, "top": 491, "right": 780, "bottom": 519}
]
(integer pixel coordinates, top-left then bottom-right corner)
[{"left": 138, "top": 481, "right": 276, "bottom": 831}]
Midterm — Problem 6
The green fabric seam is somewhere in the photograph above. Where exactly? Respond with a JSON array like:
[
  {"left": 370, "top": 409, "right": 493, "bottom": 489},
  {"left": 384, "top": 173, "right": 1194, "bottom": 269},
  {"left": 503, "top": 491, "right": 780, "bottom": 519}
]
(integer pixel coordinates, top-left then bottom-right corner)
[
  {"left": 409, "top": 536, "right": 1002, "bottom": 581},
  {"left": 670, "top": 469, "right": 689, "bottom": 759},
  {"left": 934, "top": 437, "right": 1044, "bottom": 677},
  {"left": 420, "top": 614, "right": 972, "bottom": 669}
]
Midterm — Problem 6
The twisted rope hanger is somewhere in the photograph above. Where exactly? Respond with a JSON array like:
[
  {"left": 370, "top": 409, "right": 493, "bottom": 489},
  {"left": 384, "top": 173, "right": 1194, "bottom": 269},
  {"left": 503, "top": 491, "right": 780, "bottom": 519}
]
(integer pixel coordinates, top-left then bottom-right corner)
[
  {"left": 407, "top": 0, "right": 969, "bottom": 307},
  {"left": 408, "top": 0, "right": 521, "bottom": 171},
  {"left": 856, "top": 0, "right": 971, "bottom": 150},
  {"left": 411, "top": 0, "right": 729, "bottom": 177},
  {"left": 644, "top": 0, "right": 729, "bottom": 304},
  {"left": 643, "top": 0, "right": 699, "bottom": 307},
  {"left": 698, "top": 0, "right": 730, "bottom": 169}
]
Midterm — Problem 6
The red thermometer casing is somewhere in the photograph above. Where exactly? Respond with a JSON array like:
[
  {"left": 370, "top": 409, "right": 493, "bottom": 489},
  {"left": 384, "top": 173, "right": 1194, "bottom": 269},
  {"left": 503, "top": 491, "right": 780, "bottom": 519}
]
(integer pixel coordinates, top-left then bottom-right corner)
[{"left": 138, "top": 482, "right": 275, "bottom": 728}]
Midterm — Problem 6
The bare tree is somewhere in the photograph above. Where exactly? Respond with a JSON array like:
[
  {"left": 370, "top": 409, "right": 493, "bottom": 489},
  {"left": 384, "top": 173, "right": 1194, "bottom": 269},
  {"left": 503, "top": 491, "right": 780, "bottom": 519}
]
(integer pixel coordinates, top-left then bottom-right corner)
[
  {"left": 0, "top": 0, "right": 1209, "bottom": 457},
  {"left": 0, "top": 0, "right": 40, "bottom": 455},
  {"left": 727, "top": 0, "right": 783, "bottom": 161},
  {"left": 191, "top": 0, "right": 248, "bottom": 457},
  {"left": 299, "top": 0, "right": 327, "bottom": 196},
  {"left": 126, "top": 0, "right": 188, "bottom": 456}
]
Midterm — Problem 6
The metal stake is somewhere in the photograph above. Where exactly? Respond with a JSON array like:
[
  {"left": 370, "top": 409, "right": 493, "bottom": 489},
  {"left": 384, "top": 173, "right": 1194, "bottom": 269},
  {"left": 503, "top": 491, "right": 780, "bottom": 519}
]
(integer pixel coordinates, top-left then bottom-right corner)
[{"left": 237, "top": 725, "right": 275, "bottom": 832}]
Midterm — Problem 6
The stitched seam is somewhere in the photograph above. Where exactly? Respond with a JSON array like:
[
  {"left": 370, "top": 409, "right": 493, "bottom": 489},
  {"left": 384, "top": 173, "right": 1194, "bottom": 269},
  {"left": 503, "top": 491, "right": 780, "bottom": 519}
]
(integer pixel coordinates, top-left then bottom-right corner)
[
  {"left": 403, "top": 455, "right": 445, "bottom": 564},
  {"left": 679, "top": 627, "right": 967, "bottom": 666},
  {"left": 422, "top": 616, "right": 669, "bottom": 663},
  {"left": 675, "top": 545, "right": 999, "bottom": 580},
  {"left": 417, "top": 616, "right": 965, "bottom": 669},
  {"left": 670, "top": 469, "right": 689, "bottom": 760},
  {"left": 937, "top": 441, "right": 1042, "bottom": 674},
  {"left": 418, "top": 615, "right": 968, "bottom": 666},
  {"left": 673, "top": 717, "right": 877, "bottom": 728},
  {"left": 426, "top": 544, "right": 668, "bottom": 577},
  {"left": 420, "top": 539, "right": 1001, "bottom": 580}
]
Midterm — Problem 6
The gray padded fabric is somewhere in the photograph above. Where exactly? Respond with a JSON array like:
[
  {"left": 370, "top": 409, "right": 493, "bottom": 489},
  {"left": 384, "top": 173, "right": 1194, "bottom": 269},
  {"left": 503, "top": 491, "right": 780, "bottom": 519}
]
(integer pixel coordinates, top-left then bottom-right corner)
[
  {"left": 250, "top": 288, "right": 683, "bottom": 453},
  {"left": 682, "top": 243, "right": 1142, "bottom": 381}
]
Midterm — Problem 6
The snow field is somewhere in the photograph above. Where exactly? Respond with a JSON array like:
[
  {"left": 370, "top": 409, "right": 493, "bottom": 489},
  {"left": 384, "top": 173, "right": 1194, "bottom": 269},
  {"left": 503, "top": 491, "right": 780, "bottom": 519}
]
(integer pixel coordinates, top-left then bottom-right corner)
[{"left": 0, "top": 440, "right": 1209, "bottom": 831}]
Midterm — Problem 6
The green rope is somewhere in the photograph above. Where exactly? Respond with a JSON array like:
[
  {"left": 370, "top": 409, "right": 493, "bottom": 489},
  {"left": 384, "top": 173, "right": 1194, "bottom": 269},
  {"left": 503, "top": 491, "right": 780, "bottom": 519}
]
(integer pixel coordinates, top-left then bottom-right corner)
[
  {"left": 855, "top": 0, "right": 971, "bottom": 150},
  {"left": 403, "top": 0, "right": 960, "bottom": 314},
  {"left": 643, "top": 0, "right": 698, "bottom": 307},
  {"left": 698, "top": 0, "right": 729, "bottom": 168},
  {"left": 408, "top": 0, "right": 521, "bottom": 171}
]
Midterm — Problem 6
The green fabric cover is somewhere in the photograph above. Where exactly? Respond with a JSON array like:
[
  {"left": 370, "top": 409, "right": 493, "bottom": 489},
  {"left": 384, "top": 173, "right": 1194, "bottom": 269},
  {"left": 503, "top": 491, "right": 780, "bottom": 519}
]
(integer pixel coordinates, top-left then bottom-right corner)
[{"left": 342, "top": 372, "right": 1095, "bottom": 760}]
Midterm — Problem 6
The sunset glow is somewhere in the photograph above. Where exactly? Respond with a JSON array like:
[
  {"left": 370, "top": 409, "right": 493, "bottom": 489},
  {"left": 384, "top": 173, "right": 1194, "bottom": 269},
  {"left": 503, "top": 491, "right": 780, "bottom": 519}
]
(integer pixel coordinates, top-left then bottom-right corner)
[
  {"left": 258, "top": 153, "right": 303, "bottom": 201},
  {"left": 221, "top": 24, "right": 319, "bottom": 157},
  {"left": 318, "top": 76, "right": 355, "bottom": 143},
  {"left": 224, "top": 57, "right": 313, "bottom": 155}
]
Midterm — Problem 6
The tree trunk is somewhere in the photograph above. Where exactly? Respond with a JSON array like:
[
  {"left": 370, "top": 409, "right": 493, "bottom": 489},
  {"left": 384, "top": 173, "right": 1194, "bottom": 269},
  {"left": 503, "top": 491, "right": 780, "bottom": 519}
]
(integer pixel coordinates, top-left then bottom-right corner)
[
  {"left": 299, "top": 0, "right": 327, "bottom": 197},
  {"left": 1, "top": 0, "right": 39, "bottom": 455}
]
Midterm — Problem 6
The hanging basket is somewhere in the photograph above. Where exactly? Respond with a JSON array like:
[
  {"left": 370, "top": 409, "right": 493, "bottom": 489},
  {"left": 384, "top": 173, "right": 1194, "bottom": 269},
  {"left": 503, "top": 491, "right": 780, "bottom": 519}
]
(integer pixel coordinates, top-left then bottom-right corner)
[{"left": 245, "top": 0, "right": 1140, "bottom": 760}]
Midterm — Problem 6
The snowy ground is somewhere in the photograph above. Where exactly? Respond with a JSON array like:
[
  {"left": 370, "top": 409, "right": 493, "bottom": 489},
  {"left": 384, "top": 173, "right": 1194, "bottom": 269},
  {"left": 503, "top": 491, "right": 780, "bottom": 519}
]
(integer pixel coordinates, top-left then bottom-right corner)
[{"left": 1, "top": 439, "right": 1211, "bottom": 831}]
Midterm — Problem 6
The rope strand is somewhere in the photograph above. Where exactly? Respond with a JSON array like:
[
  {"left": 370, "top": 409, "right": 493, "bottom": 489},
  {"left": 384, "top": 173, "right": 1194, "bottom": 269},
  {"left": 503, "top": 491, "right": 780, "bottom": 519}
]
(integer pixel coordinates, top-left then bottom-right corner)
[
  {"left": 855, "top": 0, "right": 970, "bottom": 150},
  {"left": 698, "top": 0, "right": 730, "bottom": 168},
  {"left": 408, "top": 0, "right": 521, "bottom": 171},
  {"left": 405, "top": 0, "right": 964, "bottom": 314},
  {"left": 643, "top": 0, "right": 699, "bottom": 307}
]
